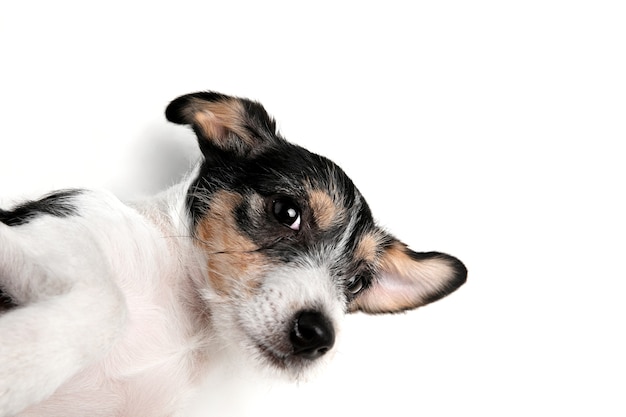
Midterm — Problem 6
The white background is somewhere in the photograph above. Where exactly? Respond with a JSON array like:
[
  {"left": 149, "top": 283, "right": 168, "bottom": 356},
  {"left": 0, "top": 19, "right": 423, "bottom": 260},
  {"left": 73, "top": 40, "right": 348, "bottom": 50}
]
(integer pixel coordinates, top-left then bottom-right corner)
[{"left": 1, "top": 1, "right": 625, "bottom": 416}]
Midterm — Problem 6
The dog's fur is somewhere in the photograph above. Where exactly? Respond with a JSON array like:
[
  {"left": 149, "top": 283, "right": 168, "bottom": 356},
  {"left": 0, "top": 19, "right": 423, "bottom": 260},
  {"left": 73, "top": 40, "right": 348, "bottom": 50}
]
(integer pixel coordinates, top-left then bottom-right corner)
[{"left": 0, "top": 92, "right": 466, "bottom": 417}]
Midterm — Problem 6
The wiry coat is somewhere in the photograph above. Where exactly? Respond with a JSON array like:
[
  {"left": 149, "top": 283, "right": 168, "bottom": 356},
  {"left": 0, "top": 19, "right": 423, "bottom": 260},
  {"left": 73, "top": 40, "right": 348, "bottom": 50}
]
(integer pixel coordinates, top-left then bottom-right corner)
[{"left": 0, "top": 92, "right": 466, "bottom": 417}]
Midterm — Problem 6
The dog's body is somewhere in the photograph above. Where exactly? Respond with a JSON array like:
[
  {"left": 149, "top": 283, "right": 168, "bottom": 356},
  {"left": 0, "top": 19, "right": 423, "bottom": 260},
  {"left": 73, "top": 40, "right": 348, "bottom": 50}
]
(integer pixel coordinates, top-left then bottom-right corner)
[{"left": 0, "top": 92, "right": 466, "bottom": 417}]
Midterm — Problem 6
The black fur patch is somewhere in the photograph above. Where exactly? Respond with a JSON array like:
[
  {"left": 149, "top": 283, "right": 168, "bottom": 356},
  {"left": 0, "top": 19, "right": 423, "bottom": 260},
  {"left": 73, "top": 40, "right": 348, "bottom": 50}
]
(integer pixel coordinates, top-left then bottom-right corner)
[
  {"left": 187, "top": 141, "right": 358, "bottom": 227},
  {"left": 0, "top": 189, "right": 82, "bottom": 226},
  {"left": 0, "top": 288, "right": 16, "bottom": 311}
]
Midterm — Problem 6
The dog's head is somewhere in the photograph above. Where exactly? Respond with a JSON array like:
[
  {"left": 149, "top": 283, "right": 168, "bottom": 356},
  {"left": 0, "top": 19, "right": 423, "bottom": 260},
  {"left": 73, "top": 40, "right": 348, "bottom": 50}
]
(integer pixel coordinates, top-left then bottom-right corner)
[{"left": 166, "top": 92, "right": 466, "bottom": 377}]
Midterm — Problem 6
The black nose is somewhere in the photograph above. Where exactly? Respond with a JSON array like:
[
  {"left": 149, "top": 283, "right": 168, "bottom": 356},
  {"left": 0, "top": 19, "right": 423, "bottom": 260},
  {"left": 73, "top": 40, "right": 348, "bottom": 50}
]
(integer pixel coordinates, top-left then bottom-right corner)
[{"left": 290, "top": 310, "right": 335, "bottom": 360}]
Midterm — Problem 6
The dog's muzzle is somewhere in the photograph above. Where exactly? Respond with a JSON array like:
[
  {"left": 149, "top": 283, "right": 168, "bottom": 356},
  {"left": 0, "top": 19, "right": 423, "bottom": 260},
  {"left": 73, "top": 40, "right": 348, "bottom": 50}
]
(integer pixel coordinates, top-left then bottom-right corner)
[{"left": 289, "top": 310, "right": 335, "bottom": 360}]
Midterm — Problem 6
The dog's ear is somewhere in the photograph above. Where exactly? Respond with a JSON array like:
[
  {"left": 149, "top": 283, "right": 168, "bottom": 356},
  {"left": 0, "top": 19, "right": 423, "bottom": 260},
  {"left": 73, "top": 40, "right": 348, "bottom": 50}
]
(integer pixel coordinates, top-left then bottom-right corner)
[
  {"left": 350, "top": 239, "right": 466, "bottom": 314},
  {"left": 165, "top": 91, "right": 280, "bottom": 158}
]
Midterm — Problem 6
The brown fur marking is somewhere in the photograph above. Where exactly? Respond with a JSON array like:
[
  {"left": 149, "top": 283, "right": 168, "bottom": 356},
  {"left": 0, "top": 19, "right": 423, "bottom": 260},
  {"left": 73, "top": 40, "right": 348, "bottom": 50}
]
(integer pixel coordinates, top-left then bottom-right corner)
[
  {"left": 308, "top": 189, "right": 343, "bottom": 230},
  {"left": 351, "top": 242, "right": 439, "bottom": 313},
  {"left": 188, "top": 98, "right": 254, "bottom": 148},
  {"left": 195, "top": 191, "right": 266, "bottom": 297},
  {"left": 354, "top": 232, "right": 381, "bottom": 264}
]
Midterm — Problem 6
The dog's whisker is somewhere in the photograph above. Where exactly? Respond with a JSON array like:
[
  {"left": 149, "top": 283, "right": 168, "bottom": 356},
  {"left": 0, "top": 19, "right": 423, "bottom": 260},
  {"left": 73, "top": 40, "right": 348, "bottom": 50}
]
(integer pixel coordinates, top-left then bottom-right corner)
[{"left": 164, "top": 234, "right": 285, "bottom": 256}]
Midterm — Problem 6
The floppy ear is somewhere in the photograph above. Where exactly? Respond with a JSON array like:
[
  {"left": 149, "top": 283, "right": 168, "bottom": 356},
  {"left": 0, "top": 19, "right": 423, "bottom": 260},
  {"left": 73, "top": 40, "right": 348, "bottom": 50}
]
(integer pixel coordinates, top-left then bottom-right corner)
[
  {"left": 350, "top": 240, "right": 467, "bottom": 314},
  {"left": 165, "top": 91, "right": 280, "bottom": 158}
]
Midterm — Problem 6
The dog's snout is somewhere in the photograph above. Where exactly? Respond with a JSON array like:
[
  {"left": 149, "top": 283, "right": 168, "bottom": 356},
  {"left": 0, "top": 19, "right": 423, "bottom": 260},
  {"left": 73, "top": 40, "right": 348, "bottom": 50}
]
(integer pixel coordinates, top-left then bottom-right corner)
[{"left": 290, "top": 310, "right": 335, "bottom": 360}]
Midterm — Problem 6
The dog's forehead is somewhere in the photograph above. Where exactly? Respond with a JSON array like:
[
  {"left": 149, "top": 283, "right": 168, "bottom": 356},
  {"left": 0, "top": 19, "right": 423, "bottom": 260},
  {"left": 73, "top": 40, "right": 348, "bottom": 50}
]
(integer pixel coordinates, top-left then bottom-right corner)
[
  {"left": 190, "top": 141, "right": 385, "bottom": 268},
  {"left": 235, "top": 144, "right": 360, "bottom": 215},
  {"left": 247, "top": 145, "right": 354, "bottom": 192},
  {"left": 259, "top": 146, "right": 366, "bottom": 229}
]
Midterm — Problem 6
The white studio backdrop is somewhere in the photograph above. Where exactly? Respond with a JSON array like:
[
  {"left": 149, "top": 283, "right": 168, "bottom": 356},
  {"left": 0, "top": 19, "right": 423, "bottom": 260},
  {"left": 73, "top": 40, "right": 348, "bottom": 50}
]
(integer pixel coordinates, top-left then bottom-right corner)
[{"left": 1, "top": 1, "right": 624, "bottom": 416}]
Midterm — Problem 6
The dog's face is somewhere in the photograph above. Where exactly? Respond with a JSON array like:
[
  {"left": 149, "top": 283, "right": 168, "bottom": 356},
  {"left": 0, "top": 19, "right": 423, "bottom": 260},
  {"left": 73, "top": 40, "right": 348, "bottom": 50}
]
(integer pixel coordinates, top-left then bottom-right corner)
[{"left": 166, "top": 92, "right": 466, "bottom": 377}]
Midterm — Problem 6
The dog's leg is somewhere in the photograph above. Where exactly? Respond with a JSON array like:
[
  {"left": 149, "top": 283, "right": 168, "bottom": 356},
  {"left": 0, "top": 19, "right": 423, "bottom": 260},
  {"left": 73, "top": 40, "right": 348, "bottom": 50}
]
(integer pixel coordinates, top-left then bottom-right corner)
[{"left": 0, "top": 222, "right": 127, "bottom": 417}]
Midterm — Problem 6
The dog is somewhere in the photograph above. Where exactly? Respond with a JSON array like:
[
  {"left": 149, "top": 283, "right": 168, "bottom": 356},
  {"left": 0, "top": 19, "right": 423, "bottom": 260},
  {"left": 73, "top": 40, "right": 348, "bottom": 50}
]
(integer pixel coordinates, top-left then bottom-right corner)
[{"left": 0, "top": 91, "right": 466, "bottom": 417}]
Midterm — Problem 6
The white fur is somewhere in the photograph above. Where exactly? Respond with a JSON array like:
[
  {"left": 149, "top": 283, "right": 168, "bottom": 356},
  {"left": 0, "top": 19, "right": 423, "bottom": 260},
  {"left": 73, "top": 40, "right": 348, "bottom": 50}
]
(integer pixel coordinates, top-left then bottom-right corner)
[
  {"left": 0, "top": 180, "right": 212, "bottom": 416},
  {"left": 0, "top": 168, "right": 353, "bottom": 416},
  {"left": 212, "top": 263, "right": 345, "bottom": 376}
]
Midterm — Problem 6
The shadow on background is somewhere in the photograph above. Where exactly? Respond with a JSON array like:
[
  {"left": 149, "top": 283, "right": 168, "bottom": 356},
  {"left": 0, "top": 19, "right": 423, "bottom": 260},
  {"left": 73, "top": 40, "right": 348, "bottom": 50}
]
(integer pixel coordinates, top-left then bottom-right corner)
[{"left": 111, "top": 123, "right": 200, "bottom": 200}]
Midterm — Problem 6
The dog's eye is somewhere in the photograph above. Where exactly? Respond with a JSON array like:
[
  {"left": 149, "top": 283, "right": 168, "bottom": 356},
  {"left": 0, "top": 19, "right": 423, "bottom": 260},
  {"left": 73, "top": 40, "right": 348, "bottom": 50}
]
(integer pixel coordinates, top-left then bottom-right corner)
[
  {"left": 346, "top": 275, "right": 365, "bottom": 295},
  {"left": 272, "top": 197, "right": 301, "bottom": 231}
]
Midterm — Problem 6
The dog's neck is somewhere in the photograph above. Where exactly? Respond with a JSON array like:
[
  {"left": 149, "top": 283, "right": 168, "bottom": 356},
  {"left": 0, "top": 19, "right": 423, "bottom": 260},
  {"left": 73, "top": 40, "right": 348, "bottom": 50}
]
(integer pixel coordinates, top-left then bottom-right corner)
[{"left": 126, "top": 172, "right": 216, "bottom": 348}]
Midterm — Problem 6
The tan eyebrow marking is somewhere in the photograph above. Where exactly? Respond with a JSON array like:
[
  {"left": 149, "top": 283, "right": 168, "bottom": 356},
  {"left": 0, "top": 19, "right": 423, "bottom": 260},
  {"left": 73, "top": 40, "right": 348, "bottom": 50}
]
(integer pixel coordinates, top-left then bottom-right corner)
[
  {"left": 354, "top": 232, "right": 381, "bottom": 264},
  {"left": 308, "top": 189, "right": 344, "bottom": 230}
]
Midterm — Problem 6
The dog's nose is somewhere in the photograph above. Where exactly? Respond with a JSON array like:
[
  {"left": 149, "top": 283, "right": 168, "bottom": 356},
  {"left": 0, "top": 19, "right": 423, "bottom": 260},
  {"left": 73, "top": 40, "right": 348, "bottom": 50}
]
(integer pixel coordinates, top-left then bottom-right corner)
[{"left": 290, "top": 310, "right": 335, "bottom": 360}]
